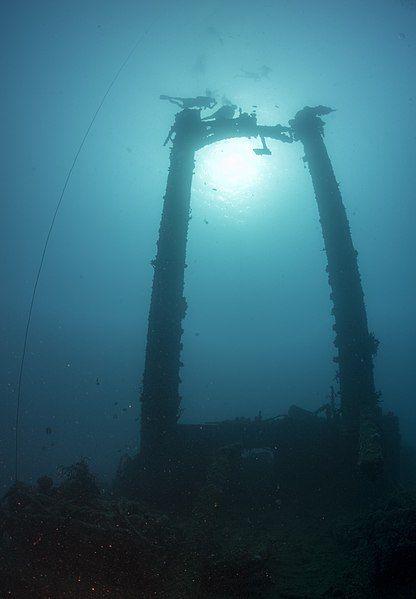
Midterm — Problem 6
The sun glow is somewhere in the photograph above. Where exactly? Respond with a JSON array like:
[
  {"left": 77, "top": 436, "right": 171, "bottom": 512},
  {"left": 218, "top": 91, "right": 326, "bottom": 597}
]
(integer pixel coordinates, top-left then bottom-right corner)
[
  {"left": 193, "top": 133, "right": 299, "bottom": 219},
  {"left": 195, "top": 138, "right": 269, "bottom": 208}
]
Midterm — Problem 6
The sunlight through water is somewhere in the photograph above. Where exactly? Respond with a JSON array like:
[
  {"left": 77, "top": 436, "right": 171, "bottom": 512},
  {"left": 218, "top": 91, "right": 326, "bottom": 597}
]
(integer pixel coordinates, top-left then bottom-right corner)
[
  {"left": 195, "top": 138, "right": 267, "bottom": 210},
  {"left": 194, "top": 136, "right": 297, "bottom": 219}
]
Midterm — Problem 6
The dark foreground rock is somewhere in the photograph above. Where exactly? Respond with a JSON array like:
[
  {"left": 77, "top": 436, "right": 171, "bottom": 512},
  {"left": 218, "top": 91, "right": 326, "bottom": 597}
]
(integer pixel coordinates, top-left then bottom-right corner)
[
  {"left": 0, "top": 477, "right": 180, "bottom": 597},
  {"left": 1, "top": 462, "right": 416, "bottom": 598}
]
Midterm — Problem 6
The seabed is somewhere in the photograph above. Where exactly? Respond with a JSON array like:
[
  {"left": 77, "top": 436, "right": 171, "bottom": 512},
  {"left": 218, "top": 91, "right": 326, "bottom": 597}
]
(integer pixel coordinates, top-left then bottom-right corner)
[{"left": 1, "top": 405, "right": 415, "bottom": 598}]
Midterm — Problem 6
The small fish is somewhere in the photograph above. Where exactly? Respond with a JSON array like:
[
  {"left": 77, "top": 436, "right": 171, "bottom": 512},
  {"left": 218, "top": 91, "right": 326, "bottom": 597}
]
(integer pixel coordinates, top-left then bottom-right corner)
[
  {"left": 204, "top": 219, "right": 209, "bottom": 224},
  {"left": 45, "top": 427, "right": 52, "bottom": 435},
  {"left": 96, "top": 377, "right": 100, "bottom": 386},
  {"left": 114, "top": 401, "right": 118, "bottom": 405},
  {"left": 212, "top": 188, "right": 218, "bottom": 191},
  {"left": 112, "top": 414, "right": 118, "bottom": 419}
]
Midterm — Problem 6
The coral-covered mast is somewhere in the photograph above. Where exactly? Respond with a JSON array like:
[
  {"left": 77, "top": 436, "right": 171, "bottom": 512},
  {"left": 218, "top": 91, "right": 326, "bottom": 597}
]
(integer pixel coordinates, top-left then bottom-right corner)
[
  {"left": 290, "top": 106, "right": 382, "bottom": 473},
  {"left": 140, "top": 109, "right": 202, "bottom": 484}
]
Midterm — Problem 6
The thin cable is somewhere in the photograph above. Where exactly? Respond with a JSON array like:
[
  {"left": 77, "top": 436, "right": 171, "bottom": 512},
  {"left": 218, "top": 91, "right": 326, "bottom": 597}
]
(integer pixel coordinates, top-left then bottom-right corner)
[{"left": 14, "top": 14, "right": 160, "bottom": 483}]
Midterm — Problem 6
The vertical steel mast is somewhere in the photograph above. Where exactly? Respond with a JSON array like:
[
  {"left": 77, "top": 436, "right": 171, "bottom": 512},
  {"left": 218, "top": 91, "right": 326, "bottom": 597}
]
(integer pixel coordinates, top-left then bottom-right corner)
[
  {"left": 140, "top": 109, "right": 202, "bottom": 488},
  {"left": 290, "top": 106, "right": 382, "bottom": 473}
]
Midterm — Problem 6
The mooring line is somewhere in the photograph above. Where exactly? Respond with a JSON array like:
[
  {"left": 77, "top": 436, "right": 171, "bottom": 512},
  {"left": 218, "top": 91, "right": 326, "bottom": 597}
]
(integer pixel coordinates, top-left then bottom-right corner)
[{"left": 14, "top": 11, "right": 161, "bottom": 483}]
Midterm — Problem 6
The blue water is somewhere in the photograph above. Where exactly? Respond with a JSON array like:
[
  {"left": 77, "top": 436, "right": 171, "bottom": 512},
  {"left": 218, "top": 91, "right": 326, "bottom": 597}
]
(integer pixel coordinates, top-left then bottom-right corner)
[{"left": 1, "top": 0, "right": 415, "bottom": 490}]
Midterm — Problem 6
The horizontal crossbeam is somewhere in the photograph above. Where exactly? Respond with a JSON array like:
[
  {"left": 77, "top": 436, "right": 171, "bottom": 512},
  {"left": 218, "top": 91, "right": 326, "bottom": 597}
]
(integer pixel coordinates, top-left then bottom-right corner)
[{"left": 194, "top": 112, "right": 293, "bottom": 150}]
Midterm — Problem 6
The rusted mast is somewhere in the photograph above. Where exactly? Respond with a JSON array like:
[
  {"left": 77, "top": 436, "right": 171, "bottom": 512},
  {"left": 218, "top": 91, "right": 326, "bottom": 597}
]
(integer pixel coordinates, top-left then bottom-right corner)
[
  {"left": 140, "top": 109, "right": 202, "bottom": 487},
  {"left": 290, "top": 106, "right": 382, "bottom": 474}
]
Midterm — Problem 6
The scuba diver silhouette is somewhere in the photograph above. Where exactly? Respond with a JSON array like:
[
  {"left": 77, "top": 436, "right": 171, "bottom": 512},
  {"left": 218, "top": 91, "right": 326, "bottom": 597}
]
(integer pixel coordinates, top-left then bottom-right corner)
[
  {"left": 201, "top": 104, "right": 237, "bottom": 120},
  {"left": 160, "top": 94, "right": 217, "bottom": 110}
]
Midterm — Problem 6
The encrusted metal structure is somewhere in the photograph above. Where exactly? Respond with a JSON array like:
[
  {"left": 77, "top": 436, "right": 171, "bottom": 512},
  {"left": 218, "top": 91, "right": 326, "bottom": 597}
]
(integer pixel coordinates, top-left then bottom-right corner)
[
  {"left": 290, "top": 107, "right": 382, "bottom": 474},
  {"left": 140, "top": 103, "right": 382, "bottom": 493}
]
